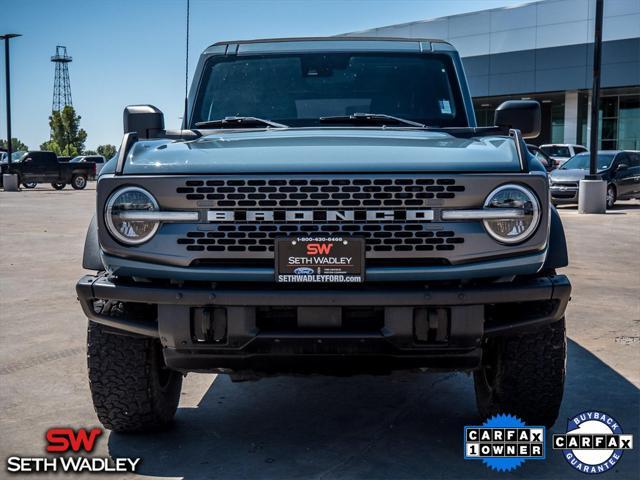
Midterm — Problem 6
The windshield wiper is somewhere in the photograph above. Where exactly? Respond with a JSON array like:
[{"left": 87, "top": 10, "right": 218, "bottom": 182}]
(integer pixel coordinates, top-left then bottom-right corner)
[
  {"left": 319, "top": 113, "right": 426, "bottom": 128},
  {"left": 194, "top": 116, "right": 288, "bottom": 129}
]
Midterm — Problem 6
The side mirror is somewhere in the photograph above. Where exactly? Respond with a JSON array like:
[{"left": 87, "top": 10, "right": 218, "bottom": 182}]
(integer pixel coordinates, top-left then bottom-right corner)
[
  {"left": 123, "top": 105, "right": 165, "bottom": 139},
  {"left": 494, "top": 100, "right": 541, "bottom": 139},
  {"left": 616, "top": 163, "right": 628, "bottom": 172}
]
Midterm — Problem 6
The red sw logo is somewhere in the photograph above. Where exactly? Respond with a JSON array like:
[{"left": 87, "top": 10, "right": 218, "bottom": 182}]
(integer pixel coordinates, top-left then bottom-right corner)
[
  {"left": 306, "top": 243, "right": 334, "bottom": 255},
  {"left": 46, "top": 428, "right": 103, "bottom": 453}
]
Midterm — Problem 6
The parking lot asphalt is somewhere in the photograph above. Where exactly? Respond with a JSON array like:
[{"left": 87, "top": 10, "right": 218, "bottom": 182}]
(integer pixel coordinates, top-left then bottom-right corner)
[{"left": 0, "top": 185, "right": 638, "bottom": 479}]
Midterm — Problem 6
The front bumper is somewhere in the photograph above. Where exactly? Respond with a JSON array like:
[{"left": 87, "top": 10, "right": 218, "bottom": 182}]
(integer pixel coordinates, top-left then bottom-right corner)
[
  {"left": 101, "top": 250, "right": 548, "bottom": 282},
  {"left": 77, "top": 273, "right": 571, "bottom": 374}
]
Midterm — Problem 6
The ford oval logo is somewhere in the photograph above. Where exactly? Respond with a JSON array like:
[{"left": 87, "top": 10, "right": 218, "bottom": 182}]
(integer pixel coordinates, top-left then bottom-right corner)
[{"left": 293, "top": 267, "right": 315, "bottom": 275}]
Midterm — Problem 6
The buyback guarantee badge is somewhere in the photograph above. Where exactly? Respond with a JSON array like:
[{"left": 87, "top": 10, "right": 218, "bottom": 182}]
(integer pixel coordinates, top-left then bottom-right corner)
[
  {"left": 553, "top": 411, "right": 634, "bottom": 474},
  {"left": 464, "top": 414, "right": 545, "bottom": 472}
]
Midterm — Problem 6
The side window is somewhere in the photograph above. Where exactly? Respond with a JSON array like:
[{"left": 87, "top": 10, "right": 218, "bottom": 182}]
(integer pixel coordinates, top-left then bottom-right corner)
[
  {"left": 574, "top": 146, "right": 587, "bottom": 154},
  {"left": 614, "top": 153, "right": 628, "bottom": 170},
  {"left": 628, "top": 153, "right": 640, "bottom": 167}
]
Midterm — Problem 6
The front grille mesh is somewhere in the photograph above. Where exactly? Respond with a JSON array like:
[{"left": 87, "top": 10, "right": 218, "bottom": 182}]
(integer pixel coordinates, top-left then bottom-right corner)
[
  {"left": 176, "top": 178, "right": 464, "bottom": 208},
  {"left": 177, "top": 224, "right": 464, "bottom": 254}
]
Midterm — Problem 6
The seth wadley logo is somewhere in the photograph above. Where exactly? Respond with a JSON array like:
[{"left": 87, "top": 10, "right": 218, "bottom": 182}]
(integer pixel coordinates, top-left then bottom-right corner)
[{"left": 6, "top": 427, "right": 141, "bottom": 474}]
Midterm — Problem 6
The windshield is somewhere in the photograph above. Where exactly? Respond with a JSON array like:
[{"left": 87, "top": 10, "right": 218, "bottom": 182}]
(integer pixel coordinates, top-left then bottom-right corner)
[
  {"left": 561, "top": 152, "right": 615, "bottom": 171},
  {"left": 541, "top": 146, "right": 571, "bottom": 157},
  {"left": 191, "top": 52, "right": 466, "bottom": 128},
  {"left": 70, "top": 156, "right": 83, "bottom": 163}
]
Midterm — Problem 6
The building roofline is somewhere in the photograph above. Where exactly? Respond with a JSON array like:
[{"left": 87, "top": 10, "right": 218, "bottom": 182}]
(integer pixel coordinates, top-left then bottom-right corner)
[{"left": 342, "top": 0, "right": 542, "bottom": 35}]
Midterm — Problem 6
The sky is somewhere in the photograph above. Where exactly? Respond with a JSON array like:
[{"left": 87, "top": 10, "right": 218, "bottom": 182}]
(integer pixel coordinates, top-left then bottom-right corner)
[{"left": 1, "top": 0, "right": 525, "bottom": 150}]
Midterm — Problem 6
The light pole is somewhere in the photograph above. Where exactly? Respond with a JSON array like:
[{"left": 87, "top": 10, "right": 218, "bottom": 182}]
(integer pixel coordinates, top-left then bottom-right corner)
[
  {"left": 578, "top": 0, "right": 606, "bottom": 213},
  {"left": 1, "top": 33, "right": 21, "bottom": 191}
]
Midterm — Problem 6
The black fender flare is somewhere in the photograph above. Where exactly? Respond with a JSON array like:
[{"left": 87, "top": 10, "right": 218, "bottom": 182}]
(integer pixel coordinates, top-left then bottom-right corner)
[
  {"left": 82, "top": 215, "right": 104, "bottom": 271},
  {"left": 542, "top": 205, "right": 569, "bottom": 270}
]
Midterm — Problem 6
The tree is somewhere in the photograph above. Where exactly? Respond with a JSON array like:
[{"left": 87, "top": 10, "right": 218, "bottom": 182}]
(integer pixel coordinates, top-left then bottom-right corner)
[
  {"left": 0, "top": 138, "right": 29, "bottom": 152},
  {"left": 96, "top": 144, "right": 117, "bottom": 160},
  {"left": 83, "top": 150, "right": 98, "bottom": 155},
  {"left": 40, "top": 106, "right": 87, "bottom": 156}
]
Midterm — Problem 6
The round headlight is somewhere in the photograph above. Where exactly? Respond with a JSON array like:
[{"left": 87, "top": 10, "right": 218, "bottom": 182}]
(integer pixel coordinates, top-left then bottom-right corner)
[
  {"left": 105, "top": 186, "right": 159, "bottom": 245},
  {"left": 483, "top": 184, "right": 540, "bottom": 244}
]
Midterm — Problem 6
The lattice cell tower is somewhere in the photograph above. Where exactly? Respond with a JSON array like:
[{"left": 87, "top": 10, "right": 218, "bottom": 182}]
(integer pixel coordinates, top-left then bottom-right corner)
[{"left": 51, "top": 46, "right": 73, "bottom": 112}]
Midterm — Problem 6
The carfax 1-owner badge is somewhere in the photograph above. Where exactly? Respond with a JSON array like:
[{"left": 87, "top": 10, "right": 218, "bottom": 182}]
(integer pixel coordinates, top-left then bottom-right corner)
[
  {"left": 464, "top": 413, "right": 545, "bottom": 472},
  {"left": 553, "top": 411, "right": 634, "bottom": 474}
]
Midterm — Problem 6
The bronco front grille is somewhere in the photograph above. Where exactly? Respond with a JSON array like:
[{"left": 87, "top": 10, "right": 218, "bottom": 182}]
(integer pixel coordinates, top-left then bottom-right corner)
[
  {"left": 172, "top": 176, "right": 470, "bottom": 259},
  {"left": 176, "top": 177, "right": 465, "bottom": 208}
]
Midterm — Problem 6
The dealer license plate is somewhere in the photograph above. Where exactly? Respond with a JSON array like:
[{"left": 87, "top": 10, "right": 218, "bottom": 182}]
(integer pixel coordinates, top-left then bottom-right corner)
[{"left": 275, "top": 236, "right": 364, "bottom": 283}]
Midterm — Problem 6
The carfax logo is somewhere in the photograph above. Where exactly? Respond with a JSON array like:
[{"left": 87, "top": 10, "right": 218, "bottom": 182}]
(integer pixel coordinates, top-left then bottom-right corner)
[
  {"left": 464, "top": 413, "right": 545, "bottom": 472},
  {"left": 5, "top": 427, "right": 140, "bottom": 474},
  {"left": 553, "top": 411, "right": 634, "bottom": 474}
]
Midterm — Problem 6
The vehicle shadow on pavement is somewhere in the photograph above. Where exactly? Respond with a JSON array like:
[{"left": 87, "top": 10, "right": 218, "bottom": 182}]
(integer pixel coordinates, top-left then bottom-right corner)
[{"left": 108, "top": 340, "right": 639, "bottom": 479}]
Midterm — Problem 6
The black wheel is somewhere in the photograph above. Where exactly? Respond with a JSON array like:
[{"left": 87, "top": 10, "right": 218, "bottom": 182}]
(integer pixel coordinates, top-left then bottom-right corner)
[
  {"left": 71, "top": 174, "right": 87, "bottom": 190},
  {"left": 606, "top": 184, "right": 616, "bottom": 209},
  {"left": 23, "top": 181, "right": 37, "bottom": 189},
  {"left": 51, "top": 183, "right": 66, "bottom": 190},
  {"left": 474, "top": 318, "right": 566, "bottom": 428},
  {"left": 87, "top": 301, "right": 182, "bottom": 432}
]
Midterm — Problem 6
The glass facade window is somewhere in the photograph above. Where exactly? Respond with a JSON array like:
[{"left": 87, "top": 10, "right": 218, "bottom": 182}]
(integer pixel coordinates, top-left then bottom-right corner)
[
  {"left": 475, "top": 107, "right": 494, "bottom": 127},
  {"left": 579, "top": 89, "right": 640, "bottom": 150},
  {"left": 618, "top": 95, "right": 640, "bottom": 150},
  {"left": 578, "top": 92, "right": 589, "bottom": 146},
  {"left": 600, "top": 96, "right": 618, "bottom": 150},
  {"left": 473, "top": 88, "right": 638, "bottom": 148},
  {"left": 596, "top": 93, "right": 640, "bottom": 150},
  {"left": 551, "top": 103, "right": 565, "bottom": 144}
]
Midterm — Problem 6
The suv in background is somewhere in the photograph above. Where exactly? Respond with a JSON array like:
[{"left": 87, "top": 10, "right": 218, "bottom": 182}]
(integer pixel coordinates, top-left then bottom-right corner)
[
  {"left": 549, "top": 150, "right": 640, "bottom": 208},
  {"left": 527, "top": 144, "right": 554, "bottom": 171},
  {"left": 540, "top": 144, "right": 588, "bottom": 167}
]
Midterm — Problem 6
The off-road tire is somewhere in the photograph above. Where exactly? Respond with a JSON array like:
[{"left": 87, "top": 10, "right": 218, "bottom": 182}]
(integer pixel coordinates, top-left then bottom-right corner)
[
  {"left": 474, "top": 318, "right": 566, "bottom": 428},
  {"left": 606, "top": 184, "right": 616, "bottom": 209},
  {"left": 71, "top": 174, "right": 87, "bottom": 190},
  {"left": 51, "top": 183, "right": 66, "bottom": 190},
  {"left": 87, "top": 301, "right": 182, "bottom": 432}
]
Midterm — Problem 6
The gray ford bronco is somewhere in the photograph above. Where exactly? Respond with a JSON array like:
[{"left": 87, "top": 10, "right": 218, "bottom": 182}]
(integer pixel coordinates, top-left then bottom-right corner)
[{"left": 77, "top": 37, "right": 571, "bottom": 432}]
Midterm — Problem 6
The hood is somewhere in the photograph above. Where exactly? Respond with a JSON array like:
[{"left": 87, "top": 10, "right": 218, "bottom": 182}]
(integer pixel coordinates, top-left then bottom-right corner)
[
  {"left": 118, "top": 129, "right": 522, "bottom": 175},
  {"left": 550, "top": 169, "right": 587, "bottom": 182}
]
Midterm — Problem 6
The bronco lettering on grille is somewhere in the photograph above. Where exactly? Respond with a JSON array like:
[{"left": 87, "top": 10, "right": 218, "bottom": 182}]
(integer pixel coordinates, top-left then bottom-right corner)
[{"left": 206, "top": 210, "right": 434, "bottom": 223}]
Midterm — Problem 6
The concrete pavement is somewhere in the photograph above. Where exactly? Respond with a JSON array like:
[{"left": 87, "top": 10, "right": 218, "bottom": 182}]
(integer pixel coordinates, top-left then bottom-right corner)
[{"left": 0, "top": 185, "right": 638, "bottom": 479}]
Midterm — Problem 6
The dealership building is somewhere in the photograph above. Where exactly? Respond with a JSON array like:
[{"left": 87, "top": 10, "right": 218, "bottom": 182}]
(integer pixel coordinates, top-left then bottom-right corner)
[{"left": 345, "top": 0, "right": 640, "bottom": 149}]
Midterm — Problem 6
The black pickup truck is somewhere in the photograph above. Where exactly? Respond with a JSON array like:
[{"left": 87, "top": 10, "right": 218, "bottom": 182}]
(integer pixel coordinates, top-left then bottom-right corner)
[{"left": 0, "top": 151, "right": 94, "bottom": 190}]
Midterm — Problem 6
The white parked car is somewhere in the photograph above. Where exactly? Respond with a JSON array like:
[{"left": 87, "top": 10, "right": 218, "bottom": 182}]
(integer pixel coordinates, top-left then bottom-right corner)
[
  {"left": 70, "top": 155, "right": 107, "bottom": 175},
  {"left": 540, "top": 144, "right": 588, "bottom": 167}
]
